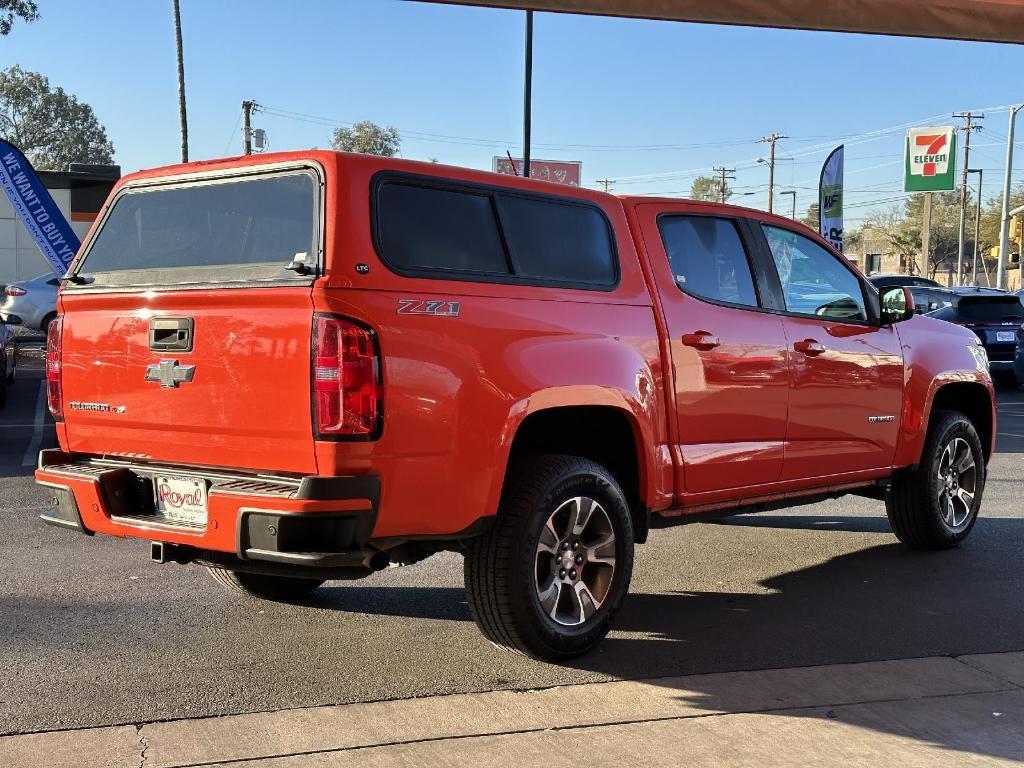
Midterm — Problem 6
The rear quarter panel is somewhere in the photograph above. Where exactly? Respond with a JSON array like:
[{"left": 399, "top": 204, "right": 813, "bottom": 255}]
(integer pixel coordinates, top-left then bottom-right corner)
[{"left": 893, "top": 313, "right": 995, "bottom": 467}]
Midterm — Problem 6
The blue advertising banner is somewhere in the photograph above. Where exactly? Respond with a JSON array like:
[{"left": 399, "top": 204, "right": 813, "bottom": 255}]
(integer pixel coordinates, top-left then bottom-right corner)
[{"left": 0, "top": 139, "right": 80, "bottom": 276}]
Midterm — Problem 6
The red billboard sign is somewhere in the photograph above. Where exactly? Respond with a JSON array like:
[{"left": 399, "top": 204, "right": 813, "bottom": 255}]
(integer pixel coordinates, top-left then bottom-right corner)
[{"left": 493, "top": 157, "right": 582, "bottom": 186}]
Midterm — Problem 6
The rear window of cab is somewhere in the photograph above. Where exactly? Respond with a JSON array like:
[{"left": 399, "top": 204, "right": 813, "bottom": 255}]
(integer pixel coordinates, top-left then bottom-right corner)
[
  {"left": 73, "top": 170, "right": 319, "bottom": 287},
  {"left": 372, "top": 175, "right": 619, "bottom": 290}
]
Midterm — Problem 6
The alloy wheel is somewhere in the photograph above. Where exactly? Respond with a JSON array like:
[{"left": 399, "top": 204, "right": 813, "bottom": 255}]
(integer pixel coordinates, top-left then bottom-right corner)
[
  {"left": 936, "top": 437, "right": 977, "bottom": 530},
  {"left": 534, "top": 496, "right": 616, "bottom": 627}
]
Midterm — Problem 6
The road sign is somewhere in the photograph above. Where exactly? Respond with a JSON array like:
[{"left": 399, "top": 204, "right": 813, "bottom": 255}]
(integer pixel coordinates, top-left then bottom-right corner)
[
  {"left": 493, "top": 157, "right": 582, "bottom": 186},
  {"left": 904, "top": 127, "right": 957, "bottom": 192}
]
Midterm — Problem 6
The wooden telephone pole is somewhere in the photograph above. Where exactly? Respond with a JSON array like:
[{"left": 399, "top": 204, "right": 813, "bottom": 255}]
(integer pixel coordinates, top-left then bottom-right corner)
[{"left": 759, "top": 133, "right": 787, "bottom": 213}]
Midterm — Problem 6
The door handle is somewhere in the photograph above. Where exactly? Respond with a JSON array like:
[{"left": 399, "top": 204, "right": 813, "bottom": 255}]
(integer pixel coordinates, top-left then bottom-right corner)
[
  {"left": 793, "top": 339, "right": 826, "bottom": 356},
  {"left": 681, "top": 331, "right": 721, "bottom": 351}
]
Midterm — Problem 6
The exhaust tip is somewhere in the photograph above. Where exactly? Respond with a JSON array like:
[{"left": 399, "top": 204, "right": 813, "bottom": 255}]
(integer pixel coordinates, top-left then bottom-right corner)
[
  {"left": 367, "top": 551, "right": 390, "bottom": 571},
  {"left": 151, "top": 541, "right": 166, "bottom": 564}
]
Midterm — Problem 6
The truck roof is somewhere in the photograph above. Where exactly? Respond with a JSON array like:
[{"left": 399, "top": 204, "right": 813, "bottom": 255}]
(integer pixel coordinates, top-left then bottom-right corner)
[{"left": 119, "top": 150, "right": 816, "bottom": 232}]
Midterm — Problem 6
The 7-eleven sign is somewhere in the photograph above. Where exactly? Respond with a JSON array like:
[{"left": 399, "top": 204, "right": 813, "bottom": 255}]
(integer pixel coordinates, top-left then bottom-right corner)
[{"left": 904, "top": 126, "right": 957, "bottom": 192}]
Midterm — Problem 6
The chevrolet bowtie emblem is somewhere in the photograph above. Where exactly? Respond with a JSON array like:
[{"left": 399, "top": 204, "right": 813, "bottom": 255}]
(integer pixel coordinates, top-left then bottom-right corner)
[{"left": 145, "top": 359, "right": 196, "bottom": 388}]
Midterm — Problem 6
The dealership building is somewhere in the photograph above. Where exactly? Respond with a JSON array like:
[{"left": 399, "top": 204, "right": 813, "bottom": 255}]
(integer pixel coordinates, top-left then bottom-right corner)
[{"left": 0, "top": 164, "right": 119, "bottom": 286}]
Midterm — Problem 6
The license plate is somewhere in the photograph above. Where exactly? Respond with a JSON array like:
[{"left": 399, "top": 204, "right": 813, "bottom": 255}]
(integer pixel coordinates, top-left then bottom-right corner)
[
  {"left": 996, "top": 331, "right": 1016, "bottom": 342},
  {"left": 155, "top": 475, "right": 208, "bottom": 525}
]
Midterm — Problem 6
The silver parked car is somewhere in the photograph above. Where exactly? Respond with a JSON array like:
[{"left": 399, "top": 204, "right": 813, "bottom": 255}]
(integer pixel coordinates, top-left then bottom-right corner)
[{"left": 0, "top": 273, "right": 60, "bottom": 331}]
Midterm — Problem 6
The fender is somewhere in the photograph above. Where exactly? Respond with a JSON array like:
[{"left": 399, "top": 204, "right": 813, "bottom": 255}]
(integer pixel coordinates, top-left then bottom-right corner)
[
  {"left": 485, "top": 335, "right": 674, "bottom": 522},
  {"left": 892, "top": 314, "right": 995, "bottom": 468}
]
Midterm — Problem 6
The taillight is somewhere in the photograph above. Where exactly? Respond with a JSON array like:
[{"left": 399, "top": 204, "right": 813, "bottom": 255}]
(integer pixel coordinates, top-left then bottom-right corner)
[
  {"left": 5, "top": 285, "right": 27, "bottom": 296},
  {"left": 46, "top": 316, "right": 63, "bottom": 422},
  {"left": 312, "top": 314, "right": 381, "bottom": 438}
]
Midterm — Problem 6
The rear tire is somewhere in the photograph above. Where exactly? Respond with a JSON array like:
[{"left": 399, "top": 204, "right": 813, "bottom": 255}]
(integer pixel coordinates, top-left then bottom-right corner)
[
  {"left": 0, "top": 374, "right": 6, "bottom": 409},
  {"left": 886, "top": 411, "right": 985, "bottom": 550},
  {"left": 40, "top": 312, "right": 56, "bottom": 333},
  {"left": 464, "top": 454, "right": 634, "bottom": 661},
  {"left": 206, "top": 566, "right": 324, "bottom": 601}
]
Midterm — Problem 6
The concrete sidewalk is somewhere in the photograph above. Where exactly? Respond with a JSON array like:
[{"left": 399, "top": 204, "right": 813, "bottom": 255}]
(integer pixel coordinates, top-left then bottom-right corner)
[{"left": 3, "top": 652, "right": 1023, "bottom": 767}]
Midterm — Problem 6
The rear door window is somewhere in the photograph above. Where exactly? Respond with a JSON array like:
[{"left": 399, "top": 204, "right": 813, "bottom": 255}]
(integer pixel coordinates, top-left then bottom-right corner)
[
  {"left": 657, "top": 215, "right": 759, "bottom": 308},
  {"left": 77, "top": 171, "right": 318, "bottom": 287},
  {"left": 373, "top": 176, "right": 618, "bottom": 289}
]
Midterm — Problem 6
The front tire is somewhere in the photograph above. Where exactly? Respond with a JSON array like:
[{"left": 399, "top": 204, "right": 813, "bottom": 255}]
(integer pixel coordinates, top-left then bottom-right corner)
[
  {"left": 886, "top": 411, "right": 985, "bottom": 549},
  {"left": 464, "top": 454, "right": 634, "bottom": 661},
  {"left": 206, "top": 566, "right": 324, "bottom": 601}
]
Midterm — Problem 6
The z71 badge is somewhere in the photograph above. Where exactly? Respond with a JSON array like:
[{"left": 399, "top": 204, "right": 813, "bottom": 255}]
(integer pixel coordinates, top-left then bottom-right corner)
[{"left": 397, "top": 299, "right": 460, "bottom": 317}]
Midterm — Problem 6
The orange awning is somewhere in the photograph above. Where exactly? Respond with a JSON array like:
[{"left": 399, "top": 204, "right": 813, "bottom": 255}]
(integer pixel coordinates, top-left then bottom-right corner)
[{"left": 433, "top": 0, "right": 1024, "bottom": 44}]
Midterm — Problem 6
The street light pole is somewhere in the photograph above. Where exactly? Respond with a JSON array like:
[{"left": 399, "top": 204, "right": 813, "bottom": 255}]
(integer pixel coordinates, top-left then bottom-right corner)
[
  {"left": 997, "top": 104, "right": 1023, "bottom": 289},
  {"left": 969, "top": 168, "right": 983, "bottom": 285},
  {"left": 780, "top": 190, "right": 796, "bottom": 219}
]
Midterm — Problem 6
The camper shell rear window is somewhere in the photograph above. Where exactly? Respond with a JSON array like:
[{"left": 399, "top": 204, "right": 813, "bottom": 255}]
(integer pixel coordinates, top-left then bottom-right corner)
[
  {"left": 72, "top": 168, "right": 320, "bottom": 288},
  {"left": 372, "top": 173, "right": 619, "bottom": 290}
]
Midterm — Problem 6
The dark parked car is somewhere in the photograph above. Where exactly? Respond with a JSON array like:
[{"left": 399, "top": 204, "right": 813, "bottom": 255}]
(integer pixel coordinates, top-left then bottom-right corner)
[
  {"left": 868, "top": 274, "right": 943, "bottom": 290},
  {"left": 0, "top": 321, "right": 15, "bottom": 407},
  {"left": 928, "top": 293, "right": 1024, "bottom": 386}
]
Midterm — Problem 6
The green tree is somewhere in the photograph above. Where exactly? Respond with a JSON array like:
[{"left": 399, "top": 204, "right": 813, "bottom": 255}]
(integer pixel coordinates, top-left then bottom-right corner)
[
  {"left": 0, "top": 65, "right": 114, "bottom": 169},
  {"left": 902, "top": 191, "right": 965, "bottom": 278},
  {"left": 0, "top": 0, "right": 38, "bottom": 35},
  {"left": 330, "top": 121, "right": 400, "bottom": 156},
  {"left": 801, "top": 203, "right": 819, "bottom": 230},
  {"left": 689, "top": 174, "right": 730, "bottom": 202}
]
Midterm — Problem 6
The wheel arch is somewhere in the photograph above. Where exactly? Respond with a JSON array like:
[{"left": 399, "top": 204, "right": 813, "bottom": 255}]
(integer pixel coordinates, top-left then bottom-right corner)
[
  {"left": 500, "top": 404, "right": 653, "bottom": 543},
  {"left": 928, "top": 381, "right": 995, "bottom": 461}
]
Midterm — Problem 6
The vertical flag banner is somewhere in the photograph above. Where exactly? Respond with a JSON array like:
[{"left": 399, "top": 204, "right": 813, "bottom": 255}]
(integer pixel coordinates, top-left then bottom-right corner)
[
  {"left": 819, "top": 145, "right": 844, "bottom": 252},
  {"left": 0, "top": 139, "right": 80, "bottom": 275}
]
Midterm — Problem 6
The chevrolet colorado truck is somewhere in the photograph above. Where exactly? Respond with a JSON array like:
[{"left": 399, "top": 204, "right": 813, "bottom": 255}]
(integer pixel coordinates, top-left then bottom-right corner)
[{"left": 36, "top": 151, "right": 995, "bottom": 660}]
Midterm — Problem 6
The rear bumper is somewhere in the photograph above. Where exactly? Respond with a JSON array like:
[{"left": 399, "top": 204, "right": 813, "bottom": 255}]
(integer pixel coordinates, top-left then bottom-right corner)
[{"left": 34, "top": 449, "right": 379, "bottom": 568}]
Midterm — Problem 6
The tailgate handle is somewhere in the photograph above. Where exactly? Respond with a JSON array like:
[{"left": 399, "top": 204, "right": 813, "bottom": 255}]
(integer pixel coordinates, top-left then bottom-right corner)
[{"left": 149, "top": 317, "right": 194, "bottom": 352}]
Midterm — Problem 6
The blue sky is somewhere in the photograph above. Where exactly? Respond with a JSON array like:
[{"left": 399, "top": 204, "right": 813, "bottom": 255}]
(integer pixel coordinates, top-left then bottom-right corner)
[{"left": 3, "top": 0, "right": 1024, "bottom": 224}]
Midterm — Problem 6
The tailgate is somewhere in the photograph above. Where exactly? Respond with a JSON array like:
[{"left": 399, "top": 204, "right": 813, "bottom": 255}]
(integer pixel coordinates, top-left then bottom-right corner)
[
  {"left": 59, "top": 288, "right": 317, "bottom": 474},
  {"left": 56, "top": 163, "right": 324, "bottom": 475}
]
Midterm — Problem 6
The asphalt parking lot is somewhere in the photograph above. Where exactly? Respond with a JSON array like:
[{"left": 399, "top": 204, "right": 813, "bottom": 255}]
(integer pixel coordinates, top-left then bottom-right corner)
[{"left": 1, "top": 357, "right": 1022, "bottom": 739}]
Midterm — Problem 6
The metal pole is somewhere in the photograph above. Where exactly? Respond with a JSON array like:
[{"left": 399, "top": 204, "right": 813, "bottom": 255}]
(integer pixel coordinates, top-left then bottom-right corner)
[
  {"left": 172, "top": 0, "right": 188, "bottom": 163},
  {"left": 522, "top": 10, "right": 533, "bottom": 178},
  {"left": 970, "top": 168, "right": 983, "bottom": 285},
  {"left": 780, "top": 190, "right": 796, "bottom": 219},
  {"left": 997, "top": 105, "right": 1022, "bottom": 290},
  {"left": 767, "top": 140, "right": 776, "bottom": 214},
  {"left": 921, "top": 191, "right": 933, "bottom": 277}
]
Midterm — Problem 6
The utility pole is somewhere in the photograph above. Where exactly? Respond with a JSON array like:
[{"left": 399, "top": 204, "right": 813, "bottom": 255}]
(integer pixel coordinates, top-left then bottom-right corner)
[
  {"left": 172, "top": 0, "right": 188, "bottom": 163},
  {"left": 595, "top": 178, "right": 615, "bottom": 193},
  {"left": 969, "top": 168, "right": 983, "bottom": 285},
  {"left": 242, "top": 100, "right": 258, "bottom": 155},
  {"left": 758, "top": 133, "right": 787, "bottom": 213},
  {"left": 997, "top": 104, "right": 1022, "bottom": 290},
  {"left": 713, "top": 166, "right": 735, "bottom": 203},
  {"left": 522, "top": 10, "right": 533, "bottom": 178},
  {"left": 780, "top": 190, "right": 797, "bottom": 219},
  {"left": 954, "top": 112, "right": 983, "bottom": 285}
]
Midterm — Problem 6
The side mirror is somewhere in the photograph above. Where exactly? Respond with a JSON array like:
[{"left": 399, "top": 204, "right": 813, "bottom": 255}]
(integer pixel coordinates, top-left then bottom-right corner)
[
  {"left": 0, "top": 313, "right": 22, "bottom": 326},
  {"left": 880, "top": 286, "right": 915, "bottom": 324}
]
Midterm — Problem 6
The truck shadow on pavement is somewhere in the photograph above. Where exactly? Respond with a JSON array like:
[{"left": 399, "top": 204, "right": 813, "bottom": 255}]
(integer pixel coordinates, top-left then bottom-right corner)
[{"left": 310, "top": 514, "right": 1024, "bottom": 762}]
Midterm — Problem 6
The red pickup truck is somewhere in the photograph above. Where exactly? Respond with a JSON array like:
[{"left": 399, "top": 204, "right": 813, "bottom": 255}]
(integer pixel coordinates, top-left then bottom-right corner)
[{"left": 36, "top": 151, "right": 995, "bottom": 660}]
